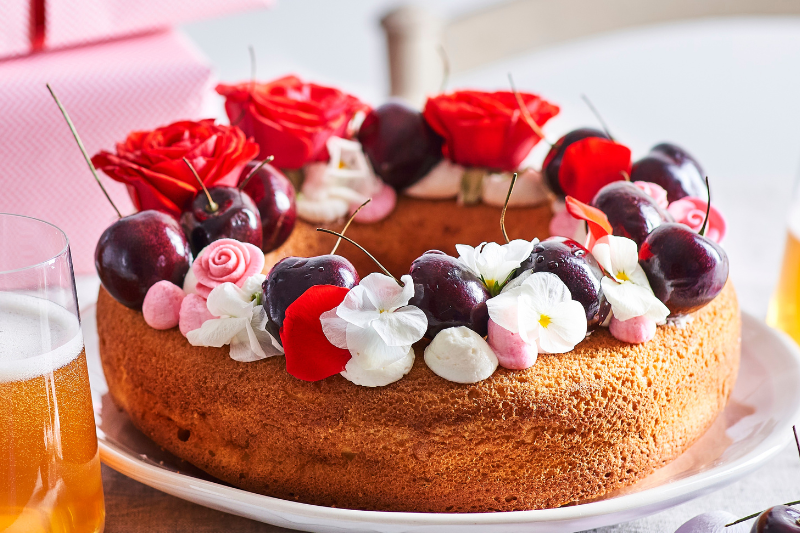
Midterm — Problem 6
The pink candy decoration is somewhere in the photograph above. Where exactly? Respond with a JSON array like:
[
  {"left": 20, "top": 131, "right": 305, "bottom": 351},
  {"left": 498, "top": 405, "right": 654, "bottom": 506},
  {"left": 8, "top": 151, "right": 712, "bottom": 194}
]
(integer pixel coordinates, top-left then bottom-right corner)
[
  {"left": 193, "top": 239, "right": 265, "bottom": 298},
  {"left": 609, "top": 315, "right": 656, "bottom": 344},
  {"left": 633, "top": 181, "right": 669, "bottom": 209},
  {"left": 487, "top": 319, "right": 538, "bottom": 370},
  {"left": 142, "top": 281, "right": 185, "bottom": 330},
  {"left": 179, "top": 294, "right": 215, "bottom": 336},
  {"left": 350, "top": 182, "right": 397, "bottom": 223},
  {"left": 548, "top": 209, "right": 581, "bottom": 239},
  {"left": 667, "top": 197, "right": 726, "bottom": 243}
]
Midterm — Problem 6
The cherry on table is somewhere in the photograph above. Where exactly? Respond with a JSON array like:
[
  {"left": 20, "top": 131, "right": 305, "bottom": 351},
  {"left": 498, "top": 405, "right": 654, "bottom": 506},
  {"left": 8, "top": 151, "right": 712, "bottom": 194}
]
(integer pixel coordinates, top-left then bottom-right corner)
[
  {"left": 180, "top": 186, "right": 262, "bottom": 256},
  {"left": 638, "top": 222, "right": 729, "bottom": 316},
  {"left": 592, "top": 181, "right": 672, "bottom": 247},
  {"left": 542, "top": 127, "right": 610, "bottom": 196},
  {"left": 516, "top": 237, "right": 610, "bottom": 331},
  {"left": 238, "top": 160, "right": 297, "bottom": 253},
  {"left": 408, "top": 250, "right": 490, "bottom": 338},
  {"left": 95, "top": 210, "right": 192, "bottom": 310},
  {"left": 751, "top": 505, "right": 800, "bottom": 532},
  {"left": 263, "top": 255, "right": 360, "bottom": 330},
  {"left": 357, "top": 101, "right": 444, "bottom": 190},
  {"left": 630, "top": 143, "right": 706, "bottom": 203}
]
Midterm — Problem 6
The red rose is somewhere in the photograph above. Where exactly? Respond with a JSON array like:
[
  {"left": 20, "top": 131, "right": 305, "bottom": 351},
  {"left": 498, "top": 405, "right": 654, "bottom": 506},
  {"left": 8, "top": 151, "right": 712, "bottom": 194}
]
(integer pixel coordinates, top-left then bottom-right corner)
[
  {"left": 216, "top": 75, "right": 369, "bottom": 170},
  {"left": 422, "top": 90, "right": 559, "bottom": 171},
  {"left": 91, "top": 120, "right": 259, "bottom": 217}
]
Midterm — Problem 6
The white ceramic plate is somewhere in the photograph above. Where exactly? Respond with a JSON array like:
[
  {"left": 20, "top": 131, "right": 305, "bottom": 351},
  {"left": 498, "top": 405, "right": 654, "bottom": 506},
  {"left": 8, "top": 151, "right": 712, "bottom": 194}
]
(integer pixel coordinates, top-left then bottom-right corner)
[{"left": 85, "top": 308, "right": 800, "bottom": 533}]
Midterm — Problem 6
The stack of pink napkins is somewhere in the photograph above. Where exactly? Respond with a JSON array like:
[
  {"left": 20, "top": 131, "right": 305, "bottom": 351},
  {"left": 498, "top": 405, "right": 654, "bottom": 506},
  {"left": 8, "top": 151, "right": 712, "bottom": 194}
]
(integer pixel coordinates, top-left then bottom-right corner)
[{"left": 0, "top": 0, "right": 271, "bottom": 274}]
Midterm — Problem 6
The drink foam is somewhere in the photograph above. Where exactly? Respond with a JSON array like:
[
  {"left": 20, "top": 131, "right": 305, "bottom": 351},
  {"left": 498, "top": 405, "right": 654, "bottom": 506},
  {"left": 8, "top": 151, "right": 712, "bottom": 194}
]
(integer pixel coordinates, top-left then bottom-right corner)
[{"left": 0, "top": 292, "right": 83, "bottom": 383}]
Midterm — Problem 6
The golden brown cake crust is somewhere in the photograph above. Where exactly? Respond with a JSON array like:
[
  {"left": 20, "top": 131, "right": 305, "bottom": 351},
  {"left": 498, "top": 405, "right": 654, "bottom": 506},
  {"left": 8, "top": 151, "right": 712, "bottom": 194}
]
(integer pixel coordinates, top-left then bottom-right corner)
[{"left": 97, "top": 277, "right": 740, "bottom": 513}]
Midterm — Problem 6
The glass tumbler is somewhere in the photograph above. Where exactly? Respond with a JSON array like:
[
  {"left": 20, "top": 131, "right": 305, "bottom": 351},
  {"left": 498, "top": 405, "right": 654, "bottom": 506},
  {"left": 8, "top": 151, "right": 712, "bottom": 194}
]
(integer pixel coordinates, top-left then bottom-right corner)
[{"left": 0, "top": 214, "right": 105, "bottom": 532}]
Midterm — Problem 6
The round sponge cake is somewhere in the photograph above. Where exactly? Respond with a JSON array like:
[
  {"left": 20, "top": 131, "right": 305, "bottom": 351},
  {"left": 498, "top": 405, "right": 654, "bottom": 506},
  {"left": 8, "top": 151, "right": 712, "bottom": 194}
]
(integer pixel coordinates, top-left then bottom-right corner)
[{"left": 97, "top": 271, "right": 740, "bottom": 512}]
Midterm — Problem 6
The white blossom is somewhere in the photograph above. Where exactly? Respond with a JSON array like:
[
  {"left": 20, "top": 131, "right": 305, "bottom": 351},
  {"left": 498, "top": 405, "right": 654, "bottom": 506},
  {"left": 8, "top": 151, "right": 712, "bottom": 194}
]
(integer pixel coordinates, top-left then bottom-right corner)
[{"left": 456, "top": 239, "right": 536, "bottom": 296}]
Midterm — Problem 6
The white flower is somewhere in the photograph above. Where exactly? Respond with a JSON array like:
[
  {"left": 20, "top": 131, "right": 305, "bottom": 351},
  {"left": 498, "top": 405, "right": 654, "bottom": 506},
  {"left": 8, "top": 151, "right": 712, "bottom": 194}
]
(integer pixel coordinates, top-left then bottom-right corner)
[
  {"left": 487, "top": 271, "right": 587, "bottom": 354},
  {"left": 321, "top": 273, "right": 427, "bottom": 374},
  {"left": 296, "top": 137, "right": 383, "bottom": 223},
  {"left": 456, "top": 239, "right": 537, "bottom": 296},
  {"left": 341, "top": 346, "right": 415, "bottom": 387},
  {"left": 591, "top": 235, "right": 670, "bottom": 323},
  {"left": 185, "top": 274, "right": 283, "bottom": 362}
]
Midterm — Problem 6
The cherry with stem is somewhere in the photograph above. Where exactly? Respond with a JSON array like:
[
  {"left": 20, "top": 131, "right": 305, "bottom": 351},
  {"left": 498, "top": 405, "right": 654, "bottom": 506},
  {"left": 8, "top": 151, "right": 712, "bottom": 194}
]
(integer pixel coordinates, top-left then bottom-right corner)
[
  {"left": 238, "top": 155, "right": 275, "bottom": 192},
  {"left": 183, "top": 157, "right": 218, "bottom": 213},
  {"left": 47, "top": 83, "right": 122, "bottom": 218},
  {"left": 508, "top": 72, "right": 551, "bottom": 146},
  {"left": 331, "top": 198, "right": 371, "bottom": 255},
  {"left": 499, "top": 172, "right": 518, "bottom": 244},
  {"left": 580, "top": 94, "right": 615, "bottom": 142},
  {"left": 316, "top": 228, "right": 402, "bottom": 287},
  {"left": 725, "top": 425, "right": 800, "bottom": 527}
]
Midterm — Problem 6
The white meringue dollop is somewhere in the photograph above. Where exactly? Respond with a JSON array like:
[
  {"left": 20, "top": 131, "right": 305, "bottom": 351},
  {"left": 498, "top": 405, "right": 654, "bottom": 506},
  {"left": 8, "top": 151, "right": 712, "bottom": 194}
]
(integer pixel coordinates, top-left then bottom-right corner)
[
  {"left": 340, "top": 346, "right": 415, "bottom": 387},
  {"left": 481, "top": 168, "right": 550, "bottom": 207},
  {"left": 404, "top": 159, "right": 465, "bottom": 199},
  {"left": 424, "top": 326, "right": 498, "bottom": 384}
]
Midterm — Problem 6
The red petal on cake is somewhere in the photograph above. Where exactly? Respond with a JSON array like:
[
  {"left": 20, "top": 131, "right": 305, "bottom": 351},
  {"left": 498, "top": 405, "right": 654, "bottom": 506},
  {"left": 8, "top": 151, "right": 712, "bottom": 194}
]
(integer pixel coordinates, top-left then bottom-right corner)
[
  {"left": 565, "top": 196, "right": 612, "bottom": 241},
  {"left": 281, "top": 285, "right": 352, "bottom": 381},
  {"left": 558, "top": 138, "right": 632, "bottom": 203}
]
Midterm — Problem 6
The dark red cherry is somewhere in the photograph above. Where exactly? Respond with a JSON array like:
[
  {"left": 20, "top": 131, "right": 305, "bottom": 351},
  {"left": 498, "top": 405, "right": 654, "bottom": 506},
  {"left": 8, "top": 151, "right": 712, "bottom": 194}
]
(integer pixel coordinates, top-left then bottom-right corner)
[
  {"left": 542, "top": 128, "right": 610, "bottom": 196},
  {"left": 180, "top": 186, "right": 262, "bottom": 256},
  {"left": 238, "top": 161, "right": 297, "bottom": 253},
  {"left": 516, "top": 237, "right": 610, "bottom": 331},
  {"left": 630, "top": 143, "right": 706, "bottom": 203},
  {"left": 639, "top": 223, "right": 728, "bottom": 316},
  {"left": 592, "top": 181, "right": 672, "bottom": 247},
  {"left": 263, "top": 255, "right": 360, "bottom": 330},
  {"left": 357, "top": 102, "right": 444, "bottom": 190},
  {"left": 751, "top": 505, "right": 800, "bottom": 532},
  {"left": 95, "top": 210, "right": 192, "bottom": 310},
  {"left": 408, "top": 250, "right": 490, "bottom": 338}
]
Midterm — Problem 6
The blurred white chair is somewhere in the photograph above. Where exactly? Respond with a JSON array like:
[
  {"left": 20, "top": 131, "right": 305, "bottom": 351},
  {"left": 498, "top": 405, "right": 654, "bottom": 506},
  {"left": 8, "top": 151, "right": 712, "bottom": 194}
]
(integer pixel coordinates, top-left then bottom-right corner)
[{"left": 382, "top": 0, "right": 800, "bottom": 107}]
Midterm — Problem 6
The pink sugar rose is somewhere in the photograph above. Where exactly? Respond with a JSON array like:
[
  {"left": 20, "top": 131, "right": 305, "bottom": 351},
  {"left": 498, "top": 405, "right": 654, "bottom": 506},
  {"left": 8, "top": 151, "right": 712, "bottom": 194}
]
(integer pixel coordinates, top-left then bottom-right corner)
[
  {"left": 633, "top": 181, "right": 669, "bottom": 209},
  {"left": 667, "top": 197, "right": 726, "bottom": 243},
  {"left": 192, "top": 239, "right": 266, "bottom": 298}
]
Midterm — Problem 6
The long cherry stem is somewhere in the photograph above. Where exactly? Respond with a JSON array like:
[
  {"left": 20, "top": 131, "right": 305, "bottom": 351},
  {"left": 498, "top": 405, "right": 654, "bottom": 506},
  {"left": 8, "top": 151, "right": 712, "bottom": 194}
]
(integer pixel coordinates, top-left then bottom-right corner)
[
  {"left": 317, "top": 228, "right": 402, "bottom": 286},
  {"left": 183, "top": 158, "right": 218, "bottom": 213},
  {"left": 47, "top": 83, "right": 122, "bottom": 218},
  {"left": 508, "top": 73, "right": 551, "bottom": 146},
  {"left": 725, "top": 426, "right": 800, "bottom": 527},
  {"left": 500, "top": 173, "right": 518, "bottom": 244},
  {"left": 331, "top": 199, "right": 371, "bottom": 255},
  {"left": 238, "top": 155, "right": 275, "bottom": 191},
  {"left": 698, "top": 177, "right": 711, "bottom": 237},
  {"left": 581, "top": 94, "right": 614, "bottom": 141}
]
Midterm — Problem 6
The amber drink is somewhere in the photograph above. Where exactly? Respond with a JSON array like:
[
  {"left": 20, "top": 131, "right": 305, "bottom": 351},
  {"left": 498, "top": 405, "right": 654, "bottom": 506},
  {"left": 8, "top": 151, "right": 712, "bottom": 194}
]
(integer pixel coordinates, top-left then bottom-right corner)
[{"left": 0, "top": 214, "right": 104, "bottom": 533}]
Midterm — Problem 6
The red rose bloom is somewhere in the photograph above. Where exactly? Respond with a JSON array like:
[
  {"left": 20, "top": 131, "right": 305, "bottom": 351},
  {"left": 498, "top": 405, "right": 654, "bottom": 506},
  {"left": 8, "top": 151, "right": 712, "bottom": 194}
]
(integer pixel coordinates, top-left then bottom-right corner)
[
  {"left": 422, "top": 90, "right": 559, "bottom": 171},
  {"left": 216, "top": 75, "right": 369, "bottom": 170},
  {"left": 558, "top": 137, "right": 632, "bottom": 203},
  {"left": 92, "top": 120, "right": 259, "bottom": 217}
]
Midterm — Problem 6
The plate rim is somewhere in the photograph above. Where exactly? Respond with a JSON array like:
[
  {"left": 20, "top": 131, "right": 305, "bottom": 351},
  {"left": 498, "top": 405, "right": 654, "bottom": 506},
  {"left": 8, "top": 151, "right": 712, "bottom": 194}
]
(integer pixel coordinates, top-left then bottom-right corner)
[{"left": 92, "top": 310, "right": 800, "bottom": 527}]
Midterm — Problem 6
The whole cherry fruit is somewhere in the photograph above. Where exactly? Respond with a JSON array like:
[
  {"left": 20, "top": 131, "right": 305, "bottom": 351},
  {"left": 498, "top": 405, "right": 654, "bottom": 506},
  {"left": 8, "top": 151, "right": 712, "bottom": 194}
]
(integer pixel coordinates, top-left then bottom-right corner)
[
  {"left": 750, "top": 505, "right": 800, "bottom": 532},
  {"left": 638, "top": 223, "right": 728, "bottom": 316},
  {"left": 264, "top": 255, "right": 360, "bottom": 330},
  {"left": 542, "top": 128, "right": 610, "bottom": 196},
  {"left": 180, "top": 186, "right": 262, "bottom": 256},
  {"left": 592, "top": 181, "right": 672, "bottom": 247},
  {"left": 408, "top": 250, "right": 490, "bottom": 338},
  {"left": 517, "top": 237, "right": 610, "bottom": 331},
  {"left": 630, "top": 143, "right": 706, "bottom": 203},
  {"left": 357, "top": 102, "right": 444, "bottom": 190},
  {"left": 238, "top": 160, "right": 297, "bottom": 253},
  {"left": 95, "top": 210, "right": 192, "bottom": 310}
]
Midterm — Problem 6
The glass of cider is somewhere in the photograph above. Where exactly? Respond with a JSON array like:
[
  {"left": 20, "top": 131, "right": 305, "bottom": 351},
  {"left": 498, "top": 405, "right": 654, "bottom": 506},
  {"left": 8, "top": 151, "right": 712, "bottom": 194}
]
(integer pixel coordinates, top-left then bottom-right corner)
[
  {"left": 767, "top": 204, "right": 800, "bottom": 343},
  {"left": 0, "top": 214, "right": 105, "bottom": 533}
]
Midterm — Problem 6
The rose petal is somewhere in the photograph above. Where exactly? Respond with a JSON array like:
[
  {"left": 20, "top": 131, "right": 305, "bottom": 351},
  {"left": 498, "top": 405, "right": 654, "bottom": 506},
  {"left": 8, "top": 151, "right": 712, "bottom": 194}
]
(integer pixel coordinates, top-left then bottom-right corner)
[
  {"left": 565, "top": 196, "right": 612, "bottom": 245},
  {"left": 559, "top": 138, "right": 632, "bottom": 203},
  {"left": 281, "top": 285, "right": 352, "bottom": 381}
]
